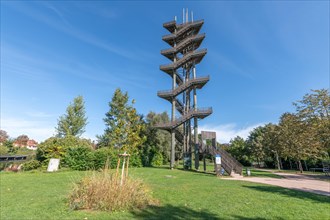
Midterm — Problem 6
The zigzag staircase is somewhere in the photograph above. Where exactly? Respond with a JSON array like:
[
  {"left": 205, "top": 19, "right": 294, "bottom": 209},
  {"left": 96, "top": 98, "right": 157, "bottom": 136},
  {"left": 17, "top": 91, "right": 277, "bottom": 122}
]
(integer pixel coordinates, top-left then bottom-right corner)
[{"left": 155, "top": 14, "right": 212, "bottom": 169}]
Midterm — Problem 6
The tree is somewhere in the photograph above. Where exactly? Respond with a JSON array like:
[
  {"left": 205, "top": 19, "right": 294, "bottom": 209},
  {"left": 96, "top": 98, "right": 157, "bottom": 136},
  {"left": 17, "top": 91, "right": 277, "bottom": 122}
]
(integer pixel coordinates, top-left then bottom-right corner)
[
  {"left": 263, "top": 123, "right": 282, "bottom": 170},
  {"left": 293, "top": 89, "right": 330, "bottom": 157},
  {"left": 278, "top": 113, "right": 322, "bottom": 173},
  {"left": 227, "top": 136, "right": 251, "bottom": 166},
  {"left": 98, "top": 89, "right": 146, "bottom": 155},
  {"left": 56, "top": 96, "right": 88, "bottom": 137},
  {"left": 141, "top": 111, "right": 171, "bottom": 166},
  {"left": 15, "top": 135, "right": 29, "bottom": 146},
  {"left": 246, "top": 126, "right": 266, "bottom": 167},
  {"left": 0, "top": 130, "right": 9, "bottom": 144}
]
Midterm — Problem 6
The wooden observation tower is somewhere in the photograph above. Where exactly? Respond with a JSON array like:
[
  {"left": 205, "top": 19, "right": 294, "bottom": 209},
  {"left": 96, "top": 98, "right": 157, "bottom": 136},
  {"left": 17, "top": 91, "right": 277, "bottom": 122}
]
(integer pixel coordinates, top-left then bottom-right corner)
[{"left": 155, "top": 9, "right": 212, "bottom": 170}]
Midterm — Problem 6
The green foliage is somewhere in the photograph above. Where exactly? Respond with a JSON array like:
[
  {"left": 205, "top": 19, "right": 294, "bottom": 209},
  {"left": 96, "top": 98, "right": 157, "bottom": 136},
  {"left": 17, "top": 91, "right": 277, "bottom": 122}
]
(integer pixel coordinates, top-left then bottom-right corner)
[
  {"left": 93, "top": 148, "right": 118, "bottom": 170},
  {"left": 64, "top": 146, "right": 95, "bottom": 170},
  {"left": 3, "top": 140, "right": 17, "bottom": 154},
  {"left": 151, "top": 152, "right": 163, "bottom": 167},
  {"left": 293, "top": 89, "right": 330, "bottom": 156},
  {"left": 246, "top": 126, "right": 267, "bottom": 167},
  {"left": 21, "top": 159, "right": 41, "bottom": 171},
  {"left": 0, "top": 145, "right": 8, "bottom": 155},
  {"left": 228, "top": 136, "right": 251, "bottom": 166},
  {"left": 64, "top": 147, "right": 121, "bottom": 171},
  {"left": 129, "top": 153, "right": 143, "bottom": 167},
  {"left": 37, "top": 136, "right": 92, "bottom": 165},
  {"left": 98, "top": 88, "right": 146, "bottom": 154},
  {"left": 56, "top": 96, "right": 88, "bottom": 138},
  {"left": 142, "top": 111, "right": 171, "bottom": 166}
]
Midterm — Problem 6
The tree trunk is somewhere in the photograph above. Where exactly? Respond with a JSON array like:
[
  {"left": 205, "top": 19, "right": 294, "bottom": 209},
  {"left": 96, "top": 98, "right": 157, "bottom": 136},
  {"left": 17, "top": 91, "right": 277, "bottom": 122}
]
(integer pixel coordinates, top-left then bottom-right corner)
[
  {"left": 298, "top": 160, "right": 303, "bottom": 173},
  {"left": 289, "top": 160, "right": 293, "bottom": 170},
  {"left": 279, "top": 157, "right": 283, "bottom": 170},
  {"left": 304, "top": 160, "right": 308, "bottom": 171},
  {"left": 257, "top": 158, "right": 260, "bottom": 168},
  {"left": 275, "top": 151, "right": 281, "bottom": 170}
]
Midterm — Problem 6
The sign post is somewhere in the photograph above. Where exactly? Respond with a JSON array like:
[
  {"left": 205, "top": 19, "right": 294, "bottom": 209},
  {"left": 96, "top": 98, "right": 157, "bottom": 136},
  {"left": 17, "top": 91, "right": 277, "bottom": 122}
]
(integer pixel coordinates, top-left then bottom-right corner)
[{"left": 215, "top": 154, "right": 222, "bottom": 176}]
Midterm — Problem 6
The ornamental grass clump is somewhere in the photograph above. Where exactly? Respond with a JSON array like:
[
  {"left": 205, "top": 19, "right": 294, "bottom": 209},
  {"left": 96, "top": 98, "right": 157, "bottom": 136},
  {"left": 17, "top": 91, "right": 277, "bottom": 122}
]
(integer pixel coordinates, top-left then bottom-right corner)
[{"left": 69, "top": 171, "right": 155, "bottom": 212}]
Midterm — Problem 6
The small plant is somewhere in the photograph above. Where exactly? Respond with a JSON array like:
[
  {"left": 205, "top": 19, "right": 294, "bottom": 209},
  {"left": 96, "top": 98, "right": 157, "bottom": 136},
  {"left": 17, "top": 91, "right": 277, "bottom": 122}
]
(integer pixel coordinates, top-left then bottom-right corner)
[{"left": 69, "top": 171, "right": 156, "bottom": 211}]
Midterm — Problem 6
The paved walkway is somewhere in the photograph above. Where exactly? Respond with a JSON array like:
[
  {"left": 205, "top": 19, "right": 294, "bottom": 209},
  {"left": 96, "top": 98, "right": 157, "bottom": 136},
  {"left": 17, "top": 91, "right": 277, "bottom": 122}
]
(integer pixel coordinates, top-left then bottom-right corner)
[{"left": 226, "top": 172, "right": 330, "bottom": 197}]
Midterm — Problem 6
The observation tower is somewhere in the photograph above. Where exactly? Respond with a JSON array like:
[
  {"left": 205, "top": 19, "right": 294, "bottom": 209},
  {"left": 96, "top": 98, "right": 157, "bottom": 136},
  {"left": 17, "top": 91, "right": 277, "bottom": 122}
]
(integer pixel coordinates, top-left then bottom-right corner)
[{"left": 155, "top": 10, "right": 212, "bottom": 170}]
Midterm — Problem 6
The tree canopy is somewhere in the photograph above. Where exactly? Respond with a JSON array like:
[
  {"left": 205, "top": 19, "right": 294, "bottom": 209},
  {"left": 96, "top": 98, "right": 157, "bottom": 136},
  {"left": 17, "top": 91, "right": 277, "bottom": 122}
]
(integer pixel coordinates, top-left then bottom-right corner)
[
  {"left": 98, "top": 88, "right": 146, "bottom": 154},
  {"left": 56, "top": 96, "right": 88, "bottom": 138}
]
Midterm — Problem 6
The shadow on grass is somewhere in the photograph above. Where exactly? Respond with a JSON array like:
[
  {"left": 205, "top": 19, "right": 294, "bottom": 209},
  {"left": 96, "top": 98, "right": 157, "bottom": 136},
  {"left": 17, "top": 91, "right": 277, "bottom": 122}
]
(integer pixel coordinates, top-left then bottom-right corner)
[
  {"left": 131, "top": 204, "right": 219, "bottom": 220},
  {"left": 243, "top": 185, "right": 330, "bottom": 204},
  {"left": 176, "top": 167, "right": 216, "bottom": 177}
]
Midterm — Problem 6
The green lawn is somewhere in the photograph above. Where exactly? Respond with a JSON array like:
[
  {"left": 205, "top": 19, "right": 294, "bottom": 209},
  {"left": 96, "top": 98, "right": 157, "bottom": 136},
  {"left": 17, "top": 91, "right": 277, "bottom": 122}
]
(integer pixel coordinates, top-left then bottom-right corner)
[{"left": 1, "top": 168, "right": 329, "bottom": 219}]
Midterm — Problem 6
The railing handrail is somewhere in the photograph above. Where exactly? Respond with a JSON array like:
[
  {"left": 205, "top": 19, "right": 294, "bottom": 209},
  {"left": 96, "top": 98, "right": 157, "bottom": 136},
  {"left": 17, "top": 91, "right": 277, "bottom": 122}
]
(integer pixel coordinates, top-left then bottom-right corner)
[
  {"left": 154, "top": 107, "right": 212, "bottom": 128},
  {"left": 160, "top": 49, "right": 207, "bottom": 70},
  {"left": 157, "top": 76, "right": 210, "bottom": 95},
  {"left": 162, "top": 19, "right": 204, "bottom": 41},
  {"left": 161, "top": 34, "right": 205, "bottom": 54}
]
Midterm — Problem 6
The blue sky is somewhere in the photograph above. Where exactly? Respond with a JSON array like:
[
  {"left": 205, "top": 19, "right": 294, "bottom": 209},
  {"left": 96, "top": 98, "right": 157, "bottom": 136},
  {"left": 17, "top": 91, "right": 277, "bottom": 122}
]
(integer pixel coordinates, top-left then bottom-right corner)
[{"left": 1, "top": 1, "right": 329, "bottom": 143}]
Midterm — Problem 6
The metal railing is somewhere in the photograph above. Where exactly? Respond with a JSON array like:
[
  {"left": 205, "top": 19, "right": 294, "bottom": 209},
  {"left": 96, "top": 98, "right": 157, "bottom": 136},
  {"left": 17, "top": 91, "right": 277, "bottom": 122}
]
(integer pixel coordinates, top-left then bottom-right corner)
[
  {"left": 160, "top": 49, "right": 207, "bottom": 73},
  {"left": 162, "top": 20, "right": 204, "bottom": 42},
  {"left": 155, "top": 107, "right": 212, "bottom": 129},
  {"left": 158, "top": 76, "right": 209, "bottom": 98},
  {"left": 161, "top": 34, "right": 205, "bottom": 55}
]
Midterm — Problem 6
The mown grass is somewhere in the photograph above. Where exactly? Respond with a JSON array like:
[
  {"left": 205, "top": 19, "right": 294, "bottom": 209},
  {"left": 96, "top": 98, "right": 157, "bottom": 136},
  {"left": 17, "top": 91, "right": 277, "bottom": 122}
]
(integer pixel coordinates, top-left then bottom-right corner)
[{"left": 1, "top": 168, "right": 329, "bottom": 219}]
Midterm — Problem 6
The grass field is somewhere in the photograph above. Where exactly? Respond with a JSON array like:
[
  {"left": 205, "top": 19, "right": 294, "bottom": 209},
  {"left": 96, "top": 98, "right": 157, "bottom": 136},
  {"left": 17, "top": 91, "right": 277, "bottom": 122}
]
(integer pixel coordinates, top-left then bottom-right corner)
[{"left": 1, "top": 168, "right": 329, "bottom": 219}]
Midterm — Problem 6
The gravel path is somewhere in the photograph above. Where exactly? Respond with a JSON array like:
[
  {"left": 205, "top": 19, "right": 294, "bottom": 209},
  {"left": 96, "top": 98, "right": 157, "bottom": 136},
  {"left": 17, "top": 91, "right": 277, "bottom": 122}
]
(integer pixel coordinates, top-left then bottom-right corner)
[{"left": 226, "top": 172, "right": 330, "bottom": 197}]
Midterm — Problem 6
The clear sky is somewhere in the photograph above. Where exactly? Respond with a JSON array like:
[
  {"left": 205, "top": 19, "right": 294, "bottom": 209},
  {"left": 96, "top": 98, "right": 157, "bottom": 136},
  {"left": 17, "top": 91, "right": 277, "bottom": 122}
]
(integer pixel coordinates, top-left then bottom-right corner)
[{"left": 1, "top": 1, "right": 329, "bottom": 143}]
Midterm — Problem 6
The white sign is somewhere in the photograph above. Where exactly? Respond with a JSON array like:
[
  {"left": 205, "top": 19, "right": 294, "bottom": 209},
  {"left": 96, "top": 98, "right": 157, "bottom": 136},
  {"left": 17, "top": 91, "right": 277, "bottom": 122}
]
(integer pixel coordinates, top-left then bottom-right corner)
[
  {"left": 47, "top": 158, "right": 60, "bottom": 172},
  {"left": 215, "top": 156, "right": 221, "bottom": 165}
]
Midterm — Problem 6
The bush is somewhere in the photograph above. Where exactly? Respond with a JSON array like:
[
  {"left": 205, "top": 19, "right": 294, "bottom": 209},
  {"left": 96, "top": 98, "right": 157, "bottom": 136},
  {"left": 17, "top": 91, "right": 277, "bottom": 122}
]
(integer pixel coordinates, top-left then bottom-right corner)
[
  {"left": 21, "top": 160, "right": 41, "bottom": 171},
  {"left": 36, "top": 136, "right": 93, "bottom": 165},
  {"left": 151, "top": 152, "right": 163, "bottom": 167},
  {"left": 64, "top": 146, "right": 94, "bottom": 170},
  {"left": 69, "top": 171, "right": 155, "bottom": 211},
  {"left": 129, "top": 152, "right": 143, "bottom": 167},
  {"left": 93, "top": 148, "right": 118, "bottom": 170},
  {"left": 0, "top": 145, "right": 8, "bottom": 155}
]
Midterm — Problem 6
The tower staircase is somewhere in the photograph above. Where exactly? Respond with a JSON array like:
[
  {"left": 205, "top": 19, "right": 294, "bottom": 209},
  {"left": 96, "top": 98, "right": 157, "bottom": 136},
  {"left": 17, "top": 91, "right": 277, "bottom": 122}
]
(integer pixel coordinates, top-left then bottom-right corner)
[{"left": 155, "top": 14, "right": 212, "bottom": 169}]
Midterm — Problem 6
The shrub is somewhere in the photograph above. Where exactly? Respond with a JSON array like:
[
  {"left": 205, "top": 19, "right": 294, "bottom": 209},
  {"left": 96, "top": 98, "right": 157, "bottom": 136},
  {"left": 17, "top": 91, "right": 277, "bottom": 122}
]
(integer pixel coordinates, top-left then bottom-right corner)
[
  {"left": 93, "top": 148, "right": 118, "bottom": 170},
  {"left": 69, "top": 171, "right": 155, "bottom": 211},
  {"left": 21, "top": 160, "right": 41, "bottom": 171},
  {"left": 36, "top": 136, "right": 93, "bottom": 165},
  {"left": 64, "top": 146, "right": 94, "bottom": 170},
  {"left": 129, "top": 152, "right": 143, "bottom": 167},
  {"left": 151, "top": 152, "right": 163, "bottom": 167},
  {"left": 0, "top": 145, "right": 8, "bottom": 155}
]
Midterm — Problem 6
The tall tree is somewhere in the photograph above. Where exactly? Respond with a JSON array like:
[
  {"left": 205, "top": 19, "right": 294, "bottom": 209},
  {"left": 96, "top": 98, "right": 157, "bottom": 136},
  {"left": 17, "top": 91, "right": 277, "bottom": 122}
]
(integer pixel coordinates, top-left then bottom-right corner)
[
  {"left": 56, "top": 96, "right": 88, "bottom": 138},
  {"left": 98, "top": 89, "right": 146, "bottom": 153},
  {"left": 263, "top": 123, "right": 282, "bottom": 170},
  {"left": 246, "top": 126, "right": 266, "bottom": 167},
  {"left": 0, "top": 130, "right": 9, "bottom": 144},
  {"left": 293, "top": 89, "right": 330, "bottom": 157},
  {"left": 228, "top": 136, "right": 251, "bottom": 166},
  {"left": 278, "top": 113, "right": 322, "bottom": 173}
]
